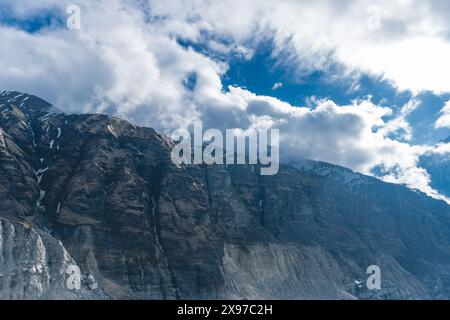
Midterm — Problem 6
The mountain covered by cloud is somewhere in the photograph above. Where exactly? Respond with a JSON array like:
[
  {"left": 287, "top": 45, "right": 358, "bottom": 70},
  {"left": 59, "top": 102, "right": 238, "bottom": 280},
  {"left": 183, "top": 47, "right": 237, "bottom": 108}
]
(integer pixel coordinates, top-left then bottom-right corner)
[
  {"left": 2, "top": 91, "right": 450, "bottom": 299},
  {"left": 0, "top": 0, "right": 450, "bottom": 202}
]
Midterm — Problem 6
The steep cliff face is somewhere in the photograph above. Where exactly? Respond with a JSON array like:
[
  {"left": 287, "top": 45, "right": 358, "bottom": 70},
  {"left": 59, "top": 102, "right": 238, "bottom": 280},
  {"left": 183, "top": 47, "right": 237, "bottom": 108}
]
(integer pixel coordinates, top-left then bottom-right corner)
[
  {"left": 0, "top": 219, "right": 105, "bottom": 299},
  {"left": 1, "top": 91, "right": 450, "bottom": 300}
]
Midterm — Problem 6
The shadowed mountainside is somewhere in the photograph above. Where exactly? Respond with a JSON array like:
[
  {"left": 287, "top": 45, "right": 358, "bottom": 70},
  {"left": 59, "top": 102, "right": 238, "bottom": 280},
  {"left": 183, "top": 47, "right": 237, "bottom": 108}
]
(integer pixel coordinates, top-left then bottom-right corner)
[{"left": 1, "top": 91, "right": 450, "bottom": 299}]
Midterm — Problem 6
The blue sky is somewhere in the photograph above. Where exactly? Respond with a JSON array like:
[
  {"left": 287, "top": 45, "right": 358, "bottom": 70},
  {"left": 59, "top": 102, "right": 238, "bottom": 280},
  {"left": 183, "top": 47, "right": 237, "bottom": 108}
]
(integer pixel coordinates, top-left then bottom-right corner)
[
  {"left": 177, "top": 33, "right": 450, "bottom": 145},
  {"left": 1, "top": 0, "right": 450, "bottom": 202},
  {"left": 0, "top": 5, "right": 63, "bottom": 33},
  {"left": 222, "top": 42, "right": 449, "bottom": 145},
  {"left": 2, "top": 1, "right": 449, "bottom": 145}
]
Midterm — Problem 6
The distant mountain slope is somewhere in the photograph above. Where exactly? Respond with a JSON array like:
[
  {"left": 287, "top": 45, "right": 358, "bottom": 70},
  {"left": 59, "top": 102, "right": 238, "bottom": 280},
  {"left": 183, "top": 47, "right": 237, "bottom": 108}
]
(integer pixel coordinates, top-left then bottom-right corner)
[{"left": 1, "top": 91, "right": 450, "bottom": 299}]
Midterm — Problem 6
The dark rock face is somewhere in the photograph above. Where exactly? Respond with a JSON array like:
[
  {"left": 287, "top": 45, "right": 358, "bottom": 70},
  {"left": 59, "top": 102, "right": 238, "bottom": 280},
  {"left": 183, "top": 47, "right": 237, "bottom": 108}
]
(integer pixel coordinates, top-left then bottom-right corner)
[{"left": 1, "top": 91, "right": 450, "bottom": 299}]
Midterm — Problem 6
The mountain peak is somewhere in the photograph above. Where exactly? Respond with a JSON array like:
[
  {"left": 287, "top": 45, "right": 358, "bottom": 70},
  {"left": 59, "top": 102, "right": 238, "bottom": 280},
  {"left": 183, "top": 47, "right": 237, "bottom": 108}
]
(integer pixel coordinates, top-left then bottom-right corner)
[
  {"left": 0, "top": 91, "right": 55, "bottom": 115},
  {"left": 2, "top": 92, "right": 450, "bottom": 300}
]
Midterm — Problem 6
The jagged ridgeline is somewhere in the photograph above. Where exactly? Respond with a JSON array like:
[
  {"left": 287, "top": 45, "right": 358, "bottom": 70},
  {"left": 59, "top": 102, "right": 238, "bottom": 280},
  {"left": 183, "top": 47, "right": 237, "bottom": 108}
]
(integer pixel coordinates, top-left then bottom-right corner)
[{"left": 1, "top": 91, "right": 450, "bottom": 299}]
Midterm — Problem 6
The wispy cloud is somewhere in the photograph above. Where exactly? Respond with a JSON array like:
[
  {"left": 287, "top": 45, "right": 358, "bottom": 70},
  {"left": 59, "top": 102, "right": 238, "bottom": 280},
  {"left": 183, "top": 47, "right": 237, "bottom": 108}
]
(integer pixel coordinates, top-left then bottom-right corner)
[
  {"left": 272, "top": 82, "right": 283, "bottom": 90},
  {"left": 435, "top": 101, "right": 450, "bottom": 129}
]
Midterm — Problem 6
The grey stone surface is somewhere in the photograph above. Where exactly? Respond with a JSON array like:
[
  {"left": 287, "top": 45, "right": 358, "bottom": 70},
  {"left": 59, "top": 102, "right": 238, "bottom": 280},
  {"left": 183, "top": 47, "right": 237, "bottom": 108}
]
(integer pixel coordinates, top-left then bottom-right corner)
[
  {"left": 1, "top": 91, "right": 450, "bottom": 299},
  {"left": 0, "top": 218, "right": 106, "bottom": 299}
]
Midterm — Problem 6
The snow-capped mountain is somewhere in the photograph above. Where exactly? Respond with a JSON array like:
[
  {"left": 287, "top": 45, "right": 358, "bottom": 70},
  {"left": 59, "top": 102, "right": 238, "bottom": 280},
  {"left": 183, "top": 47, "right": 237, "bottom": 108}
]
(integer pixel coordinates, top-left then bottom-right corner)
[{"left": 294, "top": 160, "right": 376, "bottom": 190}]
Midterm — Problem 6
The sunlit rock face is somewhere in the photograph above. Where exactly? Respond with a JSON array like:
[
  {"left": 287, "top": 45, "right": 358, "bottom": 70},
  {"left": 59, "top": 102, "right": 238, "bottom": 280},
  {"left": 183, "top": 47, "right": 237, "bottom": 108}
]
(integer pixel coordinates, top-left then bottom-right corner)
[
  {"left": 1, "top": 91, "right": 450, "bottom": 300},
  {"left": 0, "top": 219, "right": 106, "bottom": 299}
]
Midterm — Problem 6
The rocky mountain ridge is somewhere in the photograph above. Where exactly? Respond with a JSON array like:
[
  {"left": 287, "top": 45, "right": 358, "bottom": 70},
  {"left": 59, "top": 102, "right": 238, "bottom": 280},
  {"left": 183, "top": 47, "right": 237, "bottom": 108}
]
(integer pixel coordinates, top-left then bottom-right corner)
[{"left": 1, "top": 91, "right": 450, "bottom": 299}]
